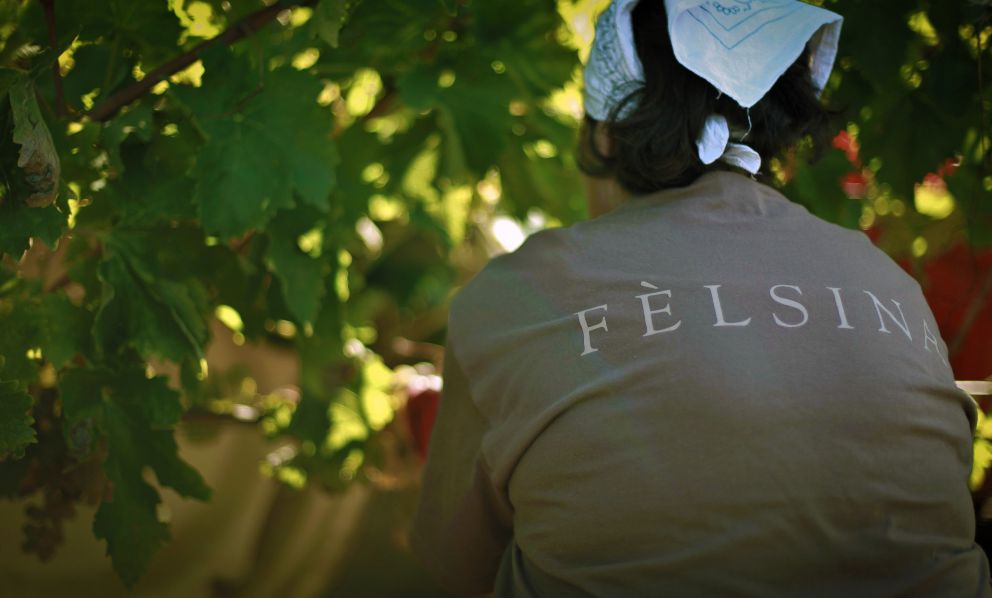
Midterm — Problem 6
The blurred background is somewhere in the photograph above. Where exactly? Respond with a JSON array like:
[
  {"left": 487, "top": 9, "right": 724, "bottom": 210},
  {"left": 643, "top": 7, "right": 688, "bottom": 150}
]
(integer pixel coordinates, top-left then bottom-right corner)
[{"left": 0, "top": 0, "right": 989, "bottom": 595}]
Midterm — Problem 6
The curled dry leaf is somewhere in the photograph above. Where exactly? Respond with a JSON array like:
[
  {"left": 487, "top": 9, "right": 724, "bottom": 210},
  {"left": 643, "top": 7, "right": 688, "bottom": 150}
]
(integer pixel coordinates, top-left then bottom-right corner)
[{"left": 10, "top": 80, "right": 60, "bottom": 208}]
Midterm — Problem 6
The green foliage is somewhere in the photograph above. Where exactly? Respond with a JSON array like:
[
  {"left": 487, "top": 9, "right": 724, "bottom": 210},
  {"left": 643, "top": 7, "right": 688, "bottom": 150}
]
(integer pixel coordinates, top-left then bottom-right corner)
[
  {"left": 0, "top": 380, "right": 35, "bottom": 459},
  {"left": 313, "top": 0, "right": 351, "bottom": 47},
  {"left": 0, "top": 0, "right": 582, "bottom": 585},
  {"left": 174, "top": 47, "right": 339, "bottom": 236},
  {"left": 61, "top": 366, "right": 209, "bottom": 585},
  {"left": 786, "top": 0, "right": 992, "bottom": 256},
  {"left": 0, "top": 0, "right": 988, "bottom": 587},
  {"left": 95, "top": 233, "right": 210, "bottom": 366},
  {"left": 8, "top": 75, "right": 60, "bottom": 207},
  {"left": 0, "top": 71, "right": 66, "bottom": 253}
]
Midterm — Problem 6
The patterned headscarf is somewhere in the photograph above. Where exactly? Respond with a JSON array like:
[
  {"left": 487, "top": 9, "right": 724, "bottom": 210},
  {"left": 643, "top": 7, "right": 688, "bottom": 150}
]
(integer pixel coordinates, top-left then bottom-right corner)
[{"left": 583, "top": 0, "right": 843, "bottom": 174}]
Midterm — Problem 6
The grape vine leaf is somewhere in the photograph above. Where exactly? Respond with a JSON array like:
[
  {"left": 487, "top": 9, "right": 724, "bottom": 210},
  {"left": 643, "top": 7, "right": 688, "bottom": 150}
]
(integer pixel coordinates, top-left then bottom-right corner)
[
  {"left": 0, "top": 301, "right": 41, "bottom": 385},
  {"left": 111, "top": 136, "right": 199, "bottom": 227},
  {"left": 436, "top": 84, "right": 509, "bottom": 181},
  {"left": 0, "top": 380, "right": 35, "bottom": 460},
  {"left": 94, "top": 235, "right": 209, "bottom": 365},
  {"left": 39, "top": 293, "right": 93, "bottom": 370},
  {"left": 54, "top": 0, "right": 182, "bottom": 66},
  {"left": 266, "top": 206, "right": 329, "bottom": 326},
  {"left": 60, "top": 367, "right": 209, "bottom": 586},
  {"left": 332, "top": 0, "right": 444, "bottom": 70},
  {"left": 174, "top": 48, "right": 337, "bottom": 238},
  {"left": 101, "top": 104, "right": 155, "bottom": 174},
  {"left": 0, "top": 73, "right": 66, "bottom": 257},
  {"left": 472, "top": 0, "right": 578, "bottom": 99},
  {"left": 260, "top": 68, "right": 339, "bottom": 211},
  {"left": 496, "top": 110, "right": 586, "bottom": 222},
  {"left": 9, "top": 78, "right": 60, "bottom": 208},
  {"left": 287, "top": 393, "right": 333, "bottom": 447},
  {"left": 313, "top": 0, "right": 351, "bottom": 48},
  {"left": 397, "top": 63, "right": 438, "bottom": 111},
  {"left": 62, "top": 44, "right": 132, "bottom": 110},
  {"left": 0, "top": 202, "right": 65, "bottom": 259},
  {"left": 858, "top": 93, "right": 957, "bottom": 200}
]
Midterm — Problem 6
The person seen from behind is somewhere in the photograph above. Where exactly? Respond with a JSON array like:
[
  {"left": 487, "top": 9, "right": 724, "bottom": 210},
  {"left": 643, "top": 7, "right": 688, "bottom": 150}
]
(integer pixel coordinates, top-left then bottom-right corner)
[{"left": 410, "top": 0, "right": 992, "bottom": 595}]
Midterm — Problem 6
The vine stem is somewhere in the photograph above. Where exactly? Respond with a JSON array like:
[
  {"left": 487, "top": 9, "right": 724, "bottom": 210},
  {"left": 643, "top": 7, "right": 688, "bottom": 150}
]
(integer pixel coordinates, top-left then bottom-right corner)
[
  {"left": 949, "top": 265, "right": 992, "bottom": 359},
  {"left": 39, "top": 0, "right": 67, "bottom": 118},
  {"left": 86, "top": 0, "right": 319, "bottom": 122}
]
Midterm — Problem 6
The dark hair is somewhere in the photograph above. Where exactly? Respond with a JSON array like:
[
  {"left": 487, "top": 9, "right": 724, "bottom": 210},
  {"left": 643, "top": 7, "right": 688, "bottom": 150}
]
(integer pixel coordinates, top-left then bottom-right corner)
[{"left": 577, "top": 0, "right": 838, "bottom": 194}]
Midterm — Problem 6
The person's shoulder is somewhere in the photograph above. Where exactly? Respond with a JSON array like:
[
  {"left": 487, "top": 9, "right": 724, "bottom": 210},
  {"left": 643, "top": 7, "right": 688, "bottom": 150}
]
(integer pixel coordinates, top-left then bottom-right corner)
[
  {"left": 775, "top": 189, "right": 924, "bottom": 293},
  {"left": 456, "top": 225, "right": 573, "bottom": 294},
  {"left": 492, "top": 224, "right": 577, "bottom": 273},
  {"left": 448, "top": 225, "right": 577, "bottom": 326}
]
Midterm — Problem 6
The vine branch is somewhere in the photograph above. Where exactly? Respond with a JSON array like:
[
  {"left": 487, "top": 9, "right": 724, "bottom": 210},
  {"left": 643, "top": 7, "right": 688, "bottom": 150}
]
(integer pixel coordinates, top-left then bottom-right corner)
[
  {"left": 86, "top": 0, "right": 319, "bottom": 122},
  {"left": 39, "top": 0, "right": 67, "bottom": 118},
  {"left": 949, "top": 265, "right": 992, "bottom": 359}
]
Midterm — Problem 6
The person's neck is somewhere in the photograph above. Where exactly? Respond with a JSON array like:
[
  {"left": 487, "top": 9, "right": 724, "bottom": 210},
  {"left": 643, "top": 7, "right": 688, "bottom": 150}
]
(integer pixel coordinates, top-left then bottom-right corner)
[{"left": 584, "top": 175, "right": 630, "bottom": 218}]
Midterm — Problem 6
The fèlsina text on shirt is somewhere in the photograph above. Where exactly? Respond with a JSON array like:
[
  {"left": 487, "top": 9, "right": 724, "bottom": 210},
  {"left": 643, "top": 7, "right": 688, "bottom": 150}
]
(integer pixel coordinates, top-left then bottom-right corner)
[{"left": 575, "top": 282, "right": 948, "bottom": 366}]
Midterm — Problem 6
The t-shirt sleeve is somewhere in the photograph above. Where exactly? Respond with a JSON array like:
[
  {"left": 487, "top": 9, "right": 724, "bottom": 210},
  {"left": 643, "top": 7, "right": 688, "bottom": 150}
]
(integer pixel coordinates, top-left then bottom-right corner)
[{"left": 409, "top": 338, "right": 513, "bottom": 595}]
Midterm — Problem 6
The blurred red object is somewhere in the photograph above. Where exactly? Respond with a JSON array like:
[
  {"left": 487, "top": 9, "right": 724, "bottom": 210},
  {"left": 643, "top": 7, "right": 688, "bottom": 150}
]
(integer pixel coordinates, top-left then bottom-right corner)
[
  {"left": 832, "top": 130, "right": 861, "bottom": 166},
  {"left": 937, "top": 157, "right": 960, "bottom": 178},
  {"left": 841, "top": 172, "right": 868, "bottom": 199},
  {"left": 862, "top": 225, "right": 883, "bottom": 245},
  {"left": 832, "top": 130, "right": 868, "bottom": 200},
  {"left": 911, "top": 242, "right": 992, "bottom": 380},
  {"left": 405, "top": 387, "right": 441, "bottom": 461}
]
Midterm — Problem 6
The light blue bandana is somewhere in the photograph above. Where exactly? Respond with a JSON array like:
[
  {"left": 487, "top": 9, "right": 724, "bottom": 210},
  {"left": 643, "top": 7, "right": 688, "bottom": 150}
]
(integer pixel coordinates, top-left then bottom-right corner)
[{"left": 583, "top": 0, "right": 843, "bottom": 174}]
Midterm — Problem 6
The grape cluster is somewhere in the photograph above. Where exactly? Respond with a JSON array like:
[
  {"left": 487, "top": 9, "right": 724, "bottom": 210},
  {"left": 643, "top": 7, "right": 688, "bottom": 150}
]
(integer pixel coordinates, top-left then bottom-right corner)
[{"left": 7, "top": 389, "right": 104, "bottom": 561}]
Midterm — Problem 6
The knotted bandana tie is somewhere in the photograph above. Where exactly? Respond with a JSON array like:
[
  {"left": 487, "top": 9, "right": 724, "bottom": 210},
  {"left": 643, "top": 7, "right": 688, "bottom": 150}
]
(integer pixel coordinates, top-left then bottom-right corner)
[{"left": 583, "top": 0, "right": 843, "bottom": 175}]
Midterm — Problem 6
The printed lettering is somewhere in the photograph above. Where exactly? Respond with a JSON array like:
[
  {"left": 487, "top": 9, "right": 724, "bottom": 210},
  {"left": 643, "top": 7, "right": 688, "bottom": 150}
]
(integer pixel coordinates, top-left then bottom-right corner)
[
  {"left": 576, "top": 304, "right": 609, "bottom": 356},
  {"left": 635, "top": 282, "right": 681, "bottom": 337},
  {"left": 922, "top": 318, "right": 949, "bottom": 366},
  {"left": 705, "top": 285, "right": 751, "bottom": 327},
  {"left": 827, "top": 287, "right": 855, "bottom": 329},
  {"left": 769, "top": 285, "right": 809, "bottom": 328},
  {"left": 863, "top": 290, "right": 912, "bottom": 341}
]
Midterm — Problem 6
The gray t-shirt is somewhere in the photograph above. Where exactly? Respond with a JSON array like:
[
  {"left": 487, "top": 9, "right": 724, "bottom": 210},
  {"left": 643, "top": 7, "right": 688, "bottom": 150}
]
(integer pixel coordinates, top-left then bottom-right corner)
[{"left": 411, "top": 170, "right": 990, "bottom": 597}]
